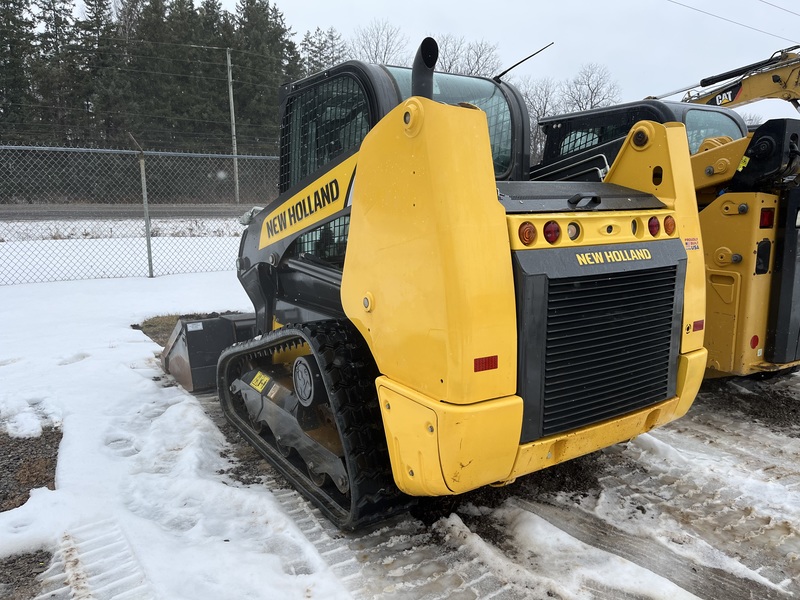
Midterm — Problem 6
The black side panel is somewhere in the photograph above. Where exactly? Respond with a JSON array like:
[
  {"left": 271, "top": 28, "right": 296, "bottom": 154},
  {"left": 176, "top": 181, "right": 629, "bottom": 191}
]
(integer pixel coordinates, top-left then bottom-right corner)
[
  {"left": 729, "top": 119, "right": 800, "bottom": 192},
  {"left": 514, "top": 239, "right": 686, "bottom": 442},
  {"left": 766, "top": 190, "right": 800, "bottom": 363},
  {"left": 239, "top": 262, "right": 277, "bottom": 336}
]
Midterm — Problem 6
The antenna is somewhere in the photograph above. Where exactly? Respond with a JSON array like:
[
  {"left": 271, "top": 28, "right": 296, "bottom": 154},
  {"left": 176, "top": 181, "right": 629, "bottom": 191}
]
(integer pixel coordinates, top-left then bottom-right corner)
[{"left": 494, "top": 42, "right": 554, "bottom": 82}]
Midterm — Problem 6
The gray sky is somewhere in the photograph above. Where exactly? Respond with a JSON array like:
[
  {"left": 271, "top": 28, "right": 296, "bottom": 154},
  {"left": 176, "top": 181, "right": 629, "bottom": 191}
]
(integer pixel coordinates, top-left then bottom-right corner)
[{"left": 247, "top": 0, "right": 800, "bottom": 122}]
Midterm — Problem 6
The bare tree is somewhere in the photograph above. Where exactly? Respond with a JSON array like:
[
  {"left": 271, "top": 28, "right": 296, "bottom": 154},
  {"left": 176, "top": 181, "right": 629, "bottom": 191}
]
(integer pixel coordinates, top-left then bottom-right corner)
[
  {"left": 559, "top": 63, "right": 620, "bottom": 112},
  {"left": 462, "top": 39, "right": 501, "bottom": 77},
  {"left": 514, "top": 75, "right": 563, "bottom": 163},
  {"left": 348, "top": 19, "right": 408, "bottom": 65},
  {"left": 433, "top": 34, "right": 501, "bottom": 77},
  {"left": 738, "top": 111, "right": 763, "bottom": 128},
  {"left": 433, "top": 33, "right": 467, "bottom": 73}
]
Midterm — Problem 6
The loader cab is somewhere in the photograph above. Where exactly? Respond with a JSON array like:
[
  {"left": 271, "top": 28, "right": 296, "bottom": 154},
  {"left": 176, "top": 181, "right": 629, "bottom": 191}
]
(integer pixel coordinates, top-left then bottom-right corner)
[
  {"left": 277, "top": 62, "right": 530, "bottom": 196},
  {"left": 531, "top": 100, "right": 747, "bottom": 182}
]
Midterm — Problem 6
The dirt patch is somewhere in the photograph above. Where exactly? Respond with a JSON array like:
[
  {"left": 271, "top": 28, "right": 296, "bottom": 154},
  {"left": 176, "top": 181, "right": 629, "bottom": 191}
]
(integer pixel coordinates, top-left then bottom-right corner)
[
  {"left": 0, "top": 550, "right": 51, "bottom": 600},
  {"left": 697, "top": 376, "right": 800, "bottom": 436},
  {"left": 133, "top": 314, "right": 182, "bottom": 348},
  {"left": 1, "top": 428, "right": 61, "bottom": 511},
  {"left": 0, "top": 427, "right": 61, "bottom": 598}
]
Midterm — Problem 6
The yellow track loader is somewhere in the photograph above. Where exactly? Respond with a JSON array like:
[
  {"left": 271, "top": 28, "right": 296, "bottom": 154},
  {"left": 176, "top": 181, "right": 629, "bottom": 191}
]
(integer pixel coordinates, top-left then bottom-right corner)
[
  {"left": 168, "top": 39, "right": 707, "bottom": 529},
  {"left": 532, "top": 99, "right": 800, "bottom": 377}
]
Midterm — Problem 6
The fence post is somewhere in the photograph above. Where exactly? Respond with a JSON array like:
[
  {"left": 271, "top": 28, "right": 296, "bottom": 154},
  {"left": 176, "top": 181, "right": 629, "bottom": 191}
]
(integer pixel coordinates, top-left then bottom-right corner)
[
  {"left": 227, "top": 48, "right": 240, "bottom": 205},
  {"left": 130, "top": 134, "right": 154, "bottom": 278}
]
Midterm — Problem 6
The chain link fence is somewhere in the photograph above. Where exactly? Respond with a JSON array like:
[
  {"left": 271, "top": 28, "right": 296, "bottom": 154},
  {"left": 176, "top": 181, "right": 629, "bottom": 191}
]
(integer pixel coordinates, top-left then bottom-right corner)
[{"left": 0, "top": 146, "right": 279, "bottom": 285}]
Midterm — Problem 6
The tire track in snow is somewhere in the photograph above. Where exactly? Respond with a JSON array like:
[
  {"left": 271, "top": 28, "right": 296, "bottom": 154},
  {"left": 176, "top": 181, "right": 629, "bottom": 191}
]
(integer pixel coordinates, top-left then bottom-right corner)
[
  {"left": 510, "top": 497, "right": 788, "bottom": 600},
  {"left": 196, "top": 392, "right": 527, "bottom": 599},
  {"left": 34, "top": 519, "right": 154, "bottom": 600}
]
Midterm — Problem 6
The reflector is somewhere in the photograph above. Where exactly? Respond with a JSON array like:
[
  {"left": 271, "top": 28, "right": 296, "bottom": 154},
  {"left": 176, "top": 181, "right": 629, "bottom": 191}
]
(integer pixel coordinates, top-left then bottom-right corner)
[{"left": 474, "top": 355, "right": 498, "bottom": 372}]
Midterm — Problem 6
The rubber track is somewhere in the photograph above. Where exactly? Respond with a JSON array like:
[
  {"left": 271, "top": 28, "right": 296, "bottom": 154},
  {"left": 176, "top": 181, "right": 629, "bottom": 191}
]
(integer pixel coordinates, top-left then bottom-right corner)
[{"left": 217, "top": 320, "right": 411, "bottom": 530}]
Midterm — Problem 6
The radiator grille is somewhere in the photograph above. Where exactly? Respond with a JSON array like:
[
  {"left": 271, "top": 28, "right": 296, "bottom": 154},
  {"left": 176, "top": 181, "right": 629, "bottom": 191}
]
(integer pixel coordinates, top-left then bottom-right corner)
[{"left": 542, "top": 266, "right": 678, "bottom": 436}]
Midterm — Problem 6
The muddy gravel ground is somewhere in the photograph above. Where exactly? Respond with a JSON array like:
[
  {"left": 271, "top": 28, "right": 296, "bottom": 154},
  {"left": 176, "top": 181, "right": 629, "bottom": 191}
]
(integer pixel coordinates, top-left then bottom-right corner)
[{"left": 0, "top": 428, "right": 61, "bottom": 599}]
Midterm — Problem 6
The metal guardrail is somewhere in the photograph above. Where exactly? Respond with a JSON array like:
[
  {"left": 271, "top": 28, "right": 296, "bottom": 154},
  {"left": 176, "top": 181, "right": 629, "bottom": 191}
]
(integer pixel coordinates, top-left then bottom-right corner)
[{"left": 0, "top": 145, "right": 279, "bottom": 285}]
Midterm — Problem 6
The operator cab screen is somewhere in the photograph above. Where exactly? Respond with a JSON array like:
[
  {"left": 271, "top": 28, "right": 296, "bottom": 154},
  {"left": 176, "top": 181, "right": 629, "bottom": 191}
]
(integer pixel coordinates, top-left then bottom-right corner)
[
  {"left": 384, "top": 66, "right": 513, "bottom": 177},
  {"left": 684, "top": 108, "right": 746, "bottom": 153}
]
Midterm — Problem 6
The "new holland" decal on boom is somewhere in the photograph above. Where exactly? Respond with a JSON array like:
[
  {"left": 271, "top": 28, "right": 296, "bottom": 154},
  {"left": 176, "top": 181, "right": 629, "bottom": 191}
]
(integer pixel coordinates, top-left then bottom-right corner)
[
  {"left": 264, "top": 179, "right": 340, "bottom": 238},
  {"left": 258, "top": 156, "right": 357, "bottom": 249},
  {"left": 576, "top": 248, "right": 652, "bottom": 266}
]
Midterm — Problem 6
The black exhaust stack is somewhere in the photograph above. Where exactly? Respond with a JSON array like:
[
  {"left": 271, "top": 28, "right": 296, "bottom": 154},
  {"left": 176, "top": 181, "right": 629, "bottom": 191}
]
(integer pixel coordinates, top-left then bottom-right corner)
[{"left": 411, "top": 37, "right": 439, "bottom": 99}]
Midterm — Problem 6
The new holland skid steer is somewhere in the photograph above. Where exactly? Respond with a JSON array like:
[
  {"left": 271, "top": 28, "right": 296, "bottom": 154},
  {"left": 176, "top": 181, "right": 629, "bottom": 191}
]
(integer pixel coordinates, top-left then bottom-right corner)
[{"left": 165, "top": 38, "right": 707, "bottom": 529}]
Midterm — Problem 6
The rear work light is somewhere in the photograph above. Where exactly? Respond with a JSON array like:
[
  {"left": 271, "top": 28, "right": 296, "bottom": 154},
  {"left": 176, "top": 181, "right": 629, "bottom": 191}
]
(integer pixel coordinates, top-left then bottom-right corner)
[
  {"left": 543, "top": 221, "right": 561, "bottom": 244},
  {"left": 648, "top": 216, "right": 660, "bottom": 237},
  {"left": 760, "top": 208, "right": 775, "bottom": 229}
]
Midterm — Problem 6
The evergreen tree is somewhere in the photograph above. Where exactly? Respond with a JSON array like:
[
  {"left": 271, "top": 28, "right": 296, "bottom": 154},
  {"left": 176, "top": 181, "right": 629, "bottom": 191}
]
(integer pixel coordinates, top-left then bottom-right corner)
[
  {"left": 233, "top": 0, "right": 299, "bottom": 153},
  {"left": 0, "top": 0, "right": 35, "bottom": 143},
  {"left": 128, "top": 0, "right": 171, "bottom": 148},
  {"left": 76, "top": 0, "right": 119, "bottom": 145},
  {"left": 299, "top": 27, "right": 347, "bottom": 77},
  {"left": 31, "top": 0, "right": 82, "bottom": 144},
  {"left": 196, "top": 0, "right": 237, "bottom": 152}
]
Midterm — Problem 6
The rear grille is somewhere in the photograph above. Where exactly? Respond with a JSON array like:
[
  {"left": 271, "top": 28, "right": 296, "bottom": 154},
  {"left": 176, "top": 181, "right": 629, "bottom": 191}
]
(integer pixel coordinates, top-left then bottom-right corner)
[{"left": 542, "top": 266, "right": 678, "bottom": 436}]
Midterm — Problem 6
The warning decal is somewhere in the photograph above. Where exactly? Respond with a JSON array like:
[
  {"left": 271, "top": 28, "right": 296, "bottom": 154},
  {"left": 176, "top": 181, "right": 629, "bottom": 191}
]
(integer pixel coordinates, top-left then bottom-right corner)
[{"left": 251, "top": 371, "right": 270, "bottom": 393}]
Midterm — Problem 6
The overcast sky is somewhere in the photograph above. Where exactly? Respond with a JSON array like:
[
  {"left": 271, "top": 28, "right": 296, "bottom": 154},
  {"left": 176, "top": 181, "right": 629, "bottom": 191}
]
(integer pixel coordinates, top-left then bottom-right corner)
[{"left": 233, "top": 0, "right": 800, "bottom": 121}]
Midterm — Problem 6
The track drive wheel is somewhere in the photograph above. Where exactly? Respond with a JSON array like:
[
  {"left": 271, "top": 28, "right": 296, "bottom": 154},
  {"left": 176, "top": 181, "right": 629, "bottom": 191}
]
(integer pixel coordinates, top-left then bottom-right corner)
[{"left": 217, "top": 321, "right": 410, "bottom": 530}]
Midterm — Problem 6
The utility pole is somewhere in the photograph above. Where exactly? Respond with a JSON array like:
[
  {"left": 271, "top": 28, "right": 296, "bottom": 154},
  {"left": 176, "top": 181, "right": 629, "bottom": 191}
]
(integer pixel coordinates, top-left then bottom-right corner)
[{"left": 227, "top": 48, "right": 240, "bottom": 204}]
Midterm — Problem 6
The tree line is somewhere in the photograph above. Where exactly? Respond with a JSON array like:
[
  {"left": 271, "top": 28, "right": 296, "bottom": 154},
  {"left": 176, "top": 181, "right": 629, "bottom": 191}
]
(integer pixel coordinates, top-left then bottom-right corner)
[{"left": 0, "top": 0, "right": 620, "bottom": 156}]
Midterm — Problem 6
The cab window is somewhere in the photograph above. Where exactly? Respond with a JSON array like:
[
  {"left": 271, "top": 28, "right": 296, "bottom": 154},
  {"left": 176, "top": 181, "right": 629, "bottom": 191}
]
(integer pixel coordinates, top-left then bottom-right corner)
[
  {"left": 684, "top": 109, "right": 745, "bottom": 154},
  {"left": 280, "top": 75, "right": 369, "bottom": 193},
  {"left": 385, "top": 67, "right": 513, "bottom": 177}
]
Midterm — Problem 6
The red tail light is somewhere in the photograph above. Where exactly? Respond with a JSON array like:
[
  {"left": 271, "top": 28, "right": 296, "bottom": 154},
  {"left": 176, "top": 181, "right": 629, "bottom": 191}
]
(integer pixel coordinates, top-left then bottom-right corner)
[
  {"left": 760, "top": 208, "right": 775, "bottom": 229},
  {"left": 648, "top": 217, "right": 660, "bottom": 236},
  {"left": 543, "top": 221, "right": 561, "bottom": 244}
]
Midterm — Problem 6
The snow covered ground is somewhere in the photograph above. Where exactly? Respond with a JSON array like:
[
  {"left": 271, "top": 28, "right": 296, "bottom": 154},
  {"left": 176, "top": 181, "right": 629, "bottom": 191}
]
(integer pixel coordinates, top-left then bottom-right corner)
[{"left": 1, "top": 271, "right": 799, "bottom": 599}]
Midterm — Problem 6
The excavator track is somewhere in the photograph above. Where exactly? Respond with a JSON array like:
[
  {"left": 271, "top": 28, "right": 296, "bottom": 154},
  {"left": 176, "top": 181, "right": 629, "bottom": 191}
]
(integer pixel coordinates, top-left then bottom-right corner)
[{"left": 217, "top": 320, "right": 410, "bottom": 530}]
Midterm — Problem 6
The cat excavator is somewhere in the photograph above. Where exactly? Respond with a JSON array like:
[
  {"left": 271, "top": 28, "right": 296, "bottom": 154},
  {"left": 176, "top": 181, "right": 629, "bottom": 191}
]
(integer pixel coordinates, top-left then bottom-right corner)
[
  {"left": 532, "top": 53, "right": 800, "bottom": 378},
  {"left": 164, "top": 38, "right": 707, "bottom": 530},
  {"left": 679, "top": 45, "right": 800, "bottom": 111}
]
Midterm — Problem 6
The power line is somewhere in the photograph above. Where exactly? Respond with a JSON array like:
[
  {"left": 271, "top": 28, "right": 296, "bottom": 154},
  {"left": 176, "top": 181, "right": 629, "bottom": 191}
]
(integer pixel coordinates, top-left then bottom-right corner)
[
  {"left": 665, "top": 0, "right": 800, "bottom": 44},
  {"left": 756, "top": 0, "right": 800, "bottom": 19}
]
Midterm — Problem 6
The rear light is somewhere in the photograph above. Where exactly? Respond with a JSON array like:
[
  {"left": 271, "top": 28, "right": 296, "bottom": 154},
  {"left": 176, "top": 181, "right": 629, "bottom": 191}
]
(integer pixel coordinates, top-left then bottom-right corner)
[
  {"left": 760, "top": 207, "right": 775, "bottom": 229},
  {"left": 518, "top": 221, "right": 536, "bottom": 246},
  {"left": 543, "top": 221, "right": 561, "bottom": 244},
  {"left": 567, "top": 222, "right": 580, "bottom": 240},
  {"left": 474, "top": 355, "right": 498, "bottom": 372},
  {"left": 692, "top": 319, "right": 704, "bottom": 332},
  {"left": 664, "top": 215, "right": 676, "bottom": 236},
  {"left": 648, "top": 216, "right": 660, "bottom": 237},
  {"left": 631, "top": 220, "right": 638, "bottom": 235},
  {"left": 750, "top": 335, "right": 759, "bottom": 349}
]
